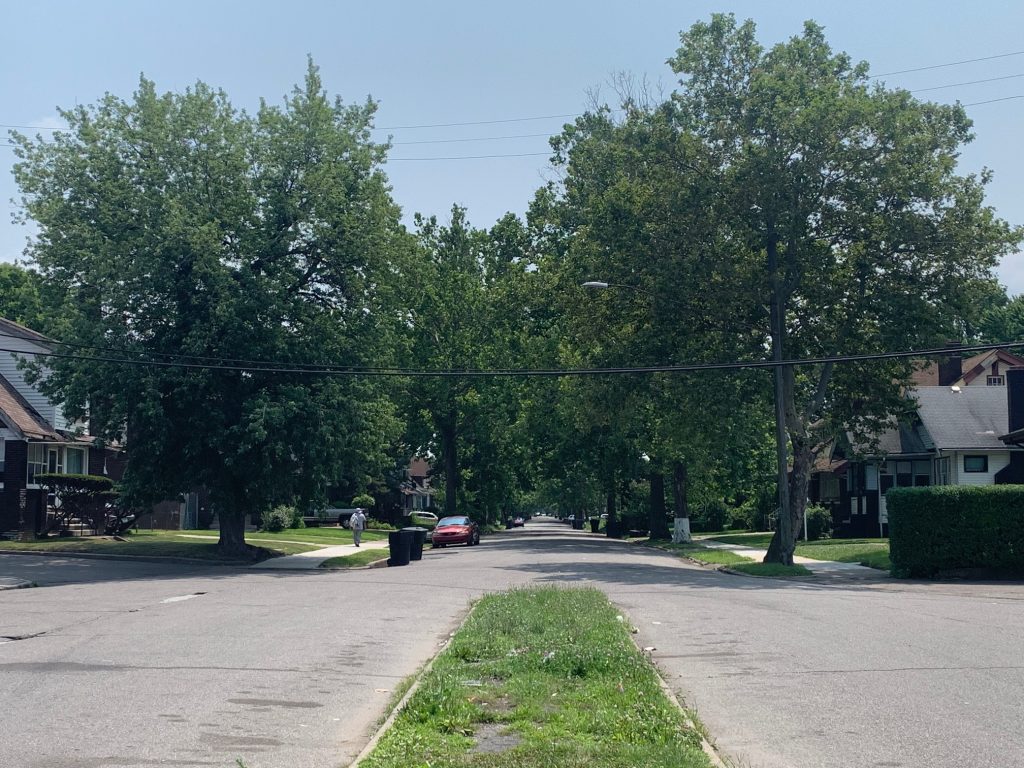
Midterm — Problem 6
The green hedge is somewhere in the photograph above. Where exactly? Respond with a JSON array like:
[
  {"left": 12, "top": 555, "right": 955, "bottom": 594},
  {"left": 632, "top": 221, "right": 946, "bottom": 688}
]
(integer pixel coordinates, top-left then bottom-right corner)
[{"left": 887, "top": 486, "right": 1024, "bottom": 578}]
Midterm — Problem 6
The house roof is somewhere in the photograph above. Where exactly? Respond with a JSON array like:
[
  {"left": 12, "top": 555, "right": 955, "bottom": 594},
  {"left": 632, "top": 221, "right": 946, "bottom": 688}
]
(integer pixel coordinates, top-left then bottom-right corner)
[
  {"left": 910, "top": 349, "right": 1024, "bottom": 387},
  {"left": 0, "top": 317, "right": 52, "bottom": 347},
  {"left": 913, "top": 386, "right": 1008, "bottom": 450},
  {"left": 0, "top": 372, "right": 61, "bottom": 441}
]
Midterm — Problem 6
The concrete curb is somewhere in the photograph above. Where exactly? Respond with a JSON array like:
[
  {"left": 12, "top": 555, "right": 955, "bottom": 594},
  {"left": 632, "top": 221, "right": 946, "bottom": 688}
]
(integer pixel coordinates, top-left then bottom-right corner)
[
  {"left": 0, "top": 548, "right": 250, "bottom": 567},
  {"left": 347, "top": 604, "right": 475, "bottom": 767},
  {"left": 621, "top": 608, "right": 728, "bottom": 768},
  {"left": 0, "top": 577, "right": 35, "bottom": 590}
]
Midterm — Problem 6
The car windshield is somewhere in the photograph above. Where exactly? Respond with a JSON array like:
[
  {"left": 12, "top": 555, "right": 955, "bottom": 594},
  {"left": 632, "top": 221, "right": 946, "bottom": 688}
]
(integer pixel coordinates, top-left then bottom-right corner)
[{"left": 438, "top": 516, "right": 470, "bottom": 526}]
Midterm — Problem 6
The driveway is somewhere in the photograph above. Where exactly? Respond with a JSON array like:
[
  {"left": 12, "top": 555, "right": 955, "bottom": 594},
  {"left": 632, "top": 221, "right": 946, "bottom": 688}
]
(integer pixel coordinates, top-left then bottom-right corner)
[{"left": 2, "top": 521, "right": 1023, "bottom": 768}]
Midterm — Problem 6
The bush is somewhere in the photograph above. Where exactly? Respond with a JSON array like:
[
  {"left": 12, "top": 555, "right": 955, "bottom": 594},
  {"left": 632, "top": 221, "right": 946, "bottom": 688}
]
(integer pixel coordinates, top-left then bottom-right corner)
[
  {"left": 260, "top": 505, "right": 295, "bottom": 533},
  {"left": 289, "top": 507, "right": 305, "bottom": 529},
  {"left": 888, "top": 486, "right": 1024, "bottom": 578},
  {"left": 351, "top": 493, "right": 375, "bottom": 510},
  {"left": 804, "top": 504, "right": 832, "bottom": 541},
  {"left": 690, "top": 500, "right": 728, "bottom": 533},
  {"left": 727, "top": 504, "right": 752, "bottom": 530},
  {"left": 366, "top": 517, "right": 395, "bottom": 530}
]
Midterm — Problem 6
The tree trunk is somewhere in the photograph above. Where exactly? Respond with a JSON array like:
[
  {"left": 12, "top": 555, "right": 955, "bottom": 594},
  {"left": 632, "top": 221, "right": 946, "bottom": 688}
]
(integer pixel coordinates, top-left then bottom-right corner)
[
  {"left": 763, "top": 439, "right": 814, "bottom": 562},
  {"left": 440, "top": 410, "right": 458, "bottom": 515},
  {"left": 671, "top": 460, "right": 691, "bottom": 543},
  {"left": 217, "top": 508, "right": 255, "bottom": 559},
  {"left": 605, "top": 486, "right": 617, "bottom": 537},
  {"left": 649, "top": 470, "right": 670, "bottom": 539}
]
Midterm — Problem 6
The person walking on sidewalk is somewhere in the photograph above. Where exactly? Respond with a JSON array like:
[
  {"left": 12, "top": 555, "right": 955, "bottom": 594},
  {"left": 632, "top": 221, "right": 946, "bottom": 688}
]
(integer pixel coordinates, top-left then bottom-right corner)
[{"left": 350, "top": 508, "right": 367, "bottom": 547}]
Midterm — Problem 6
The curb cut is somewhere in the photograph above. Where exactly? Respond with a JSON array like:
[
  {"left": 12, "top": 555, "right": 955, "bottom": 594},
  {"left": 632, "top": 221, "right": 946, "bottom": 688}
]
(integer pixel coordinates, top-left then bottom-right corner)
[{"left": 0, "top": 578, "right": 35, "bottom": 591}]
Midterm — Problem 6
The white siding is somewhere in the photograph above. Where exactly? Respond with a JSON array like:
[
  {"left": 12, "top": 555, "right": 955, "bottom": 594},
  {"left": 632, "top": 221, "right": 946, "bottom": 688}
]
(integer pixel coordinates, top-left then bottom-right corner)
[
  {"left": 948, "top": 450, "right": 1010, "bottom": 486},
  {"left": 0, "top": 338, "right": 69, "bottom": 431}
]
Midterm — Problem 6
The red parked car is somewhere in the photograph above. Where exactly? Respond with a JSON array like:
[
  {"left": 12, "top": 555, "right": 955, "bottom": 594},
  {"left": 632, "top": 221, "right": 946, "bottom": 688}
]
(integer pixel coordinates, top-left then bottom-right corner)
[{"left": 431, "top": 516, "right": 480, "bottom": 548}]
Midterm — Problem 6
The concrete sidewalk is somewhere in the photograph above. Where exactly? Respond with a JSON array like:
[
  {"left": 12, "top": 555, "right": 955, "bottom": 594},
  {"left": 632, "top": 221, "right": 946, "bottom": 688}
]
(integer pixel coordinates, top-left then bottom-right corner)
[
  {"left": 697, "top": 539, "right": 888, "bottom": 580},
  {"left": 250, "top": 538, "right": 390, "bottom": 570}
]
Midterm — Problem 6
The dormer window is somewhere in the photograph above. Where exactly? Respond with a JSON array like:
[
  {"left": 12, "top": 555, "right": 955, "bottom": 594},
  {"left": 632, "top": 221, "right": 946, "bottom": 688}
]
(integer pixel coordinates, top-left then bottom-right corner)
[{"left": 987, "top": 375, "right": 1005, "bottom": 386}]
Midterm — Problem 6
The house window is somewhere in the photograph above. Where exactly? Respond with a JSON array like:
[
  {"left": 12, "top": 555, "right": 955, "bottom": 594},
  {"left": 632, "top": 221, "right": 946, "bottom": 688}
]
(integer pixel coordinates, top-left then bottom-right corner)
[
  {"left": 66, "top": 447, "right": 85, "bottom": 475},
  {"left": 987, "top": 375, "right": 1005, "bottom": 386},
  {"left": 27, "top": 444, "right": 46, "bottom": 484},
  {"left": 964, "top": 455, "right": 988, "bottom": 473},
  {"left": 0, "top": 437, "right": 4, "bottom": 474},
  {"left": 935, "top": 457, "right": 951, "bottom": 485},
  {"left": 820, "top": 475, "right": 840, "bottom": 500},
  {"left": 913, "top": 460, "right": 931, "bottom": 487}
]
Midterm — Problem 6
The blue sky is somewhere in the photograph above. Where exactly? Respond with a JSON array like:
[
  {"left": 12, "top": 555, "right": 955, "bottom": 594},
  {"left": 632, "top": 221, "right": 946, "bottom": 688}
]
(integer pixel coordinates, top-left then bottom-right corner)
[{"left": 3, "top": 1, "right": 1023, "bottom": 290}]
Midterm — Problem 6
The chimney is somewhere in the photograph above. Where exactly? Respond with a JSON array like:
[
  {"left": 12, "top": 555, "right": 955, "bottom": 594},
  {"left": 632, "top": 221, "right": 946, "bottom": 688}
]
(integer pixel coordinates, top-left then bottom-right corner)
[
  {"left": 938, "top": 341, "right": 963, "bottom": 387},
  {"left": 1007, "top": 367, "right": 1024, "bottom": 433}
]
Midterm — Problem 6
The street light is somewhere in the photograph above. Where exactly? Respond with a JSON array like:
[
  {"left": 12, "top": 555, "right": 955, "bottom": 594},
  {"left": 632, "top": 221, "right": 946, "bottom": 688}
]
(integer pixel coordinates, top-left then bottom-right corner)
[{"left": 582, "top": 279, "right": 797, "bottom": 559}]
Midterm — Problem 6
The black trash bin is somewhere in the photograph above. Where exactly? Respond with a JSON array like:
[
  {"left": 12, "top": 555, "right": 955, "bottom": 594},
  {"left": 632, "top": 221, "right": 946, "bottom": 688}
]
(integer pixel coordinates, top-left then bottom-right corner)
[
  {"left": 403, "top": 527, "right": 427, "bottom": 561},
  {"left": 589, "top": 517, "right": 600, "bottom": 533},
  {"left": 388, "top": 529, "right": 412, "bottom": 566},
  {"left": 572, "top": 517, "right": 584, "bottom": 530}
]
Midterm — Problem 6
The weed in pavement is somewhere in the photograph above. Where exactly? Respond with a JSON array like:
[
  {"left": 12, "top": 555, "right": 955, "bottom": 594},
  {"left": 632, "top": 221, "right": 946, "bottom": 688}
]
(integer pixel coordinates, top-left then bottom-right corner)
[{"left": 359, "top": 586, "right": 711, "bottom": 768}]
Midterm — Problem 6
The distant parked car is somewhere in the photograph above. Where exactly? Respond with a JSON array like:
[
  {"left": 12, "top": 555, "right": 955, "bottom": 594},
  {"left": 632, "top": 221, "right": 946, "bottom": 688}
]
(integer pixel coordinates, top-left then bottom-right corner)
[
  {"left": 431, "top": 515, "right": 480, "bottom": 548},
  {"left": 407, "top": 511, "right": 438, "bottom": 529},
  {"left": 513, "top": 516, "right": 525, "bottom": 527}
]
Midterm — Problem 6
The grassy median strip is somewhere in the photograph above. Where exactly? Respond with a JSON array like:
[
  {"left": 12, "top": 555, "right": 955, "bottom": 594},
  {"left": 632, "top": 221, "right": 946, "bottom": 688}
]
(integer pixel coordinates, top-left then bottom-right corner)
[
  {"left": 319, "top": 549, "right": 390, "bottom": 569},
  {"left": 644, "top": 540, "right": 752, "bottom": 567},
  {"left": 359, "top": 586, "right": 712, "bottom": 768}
]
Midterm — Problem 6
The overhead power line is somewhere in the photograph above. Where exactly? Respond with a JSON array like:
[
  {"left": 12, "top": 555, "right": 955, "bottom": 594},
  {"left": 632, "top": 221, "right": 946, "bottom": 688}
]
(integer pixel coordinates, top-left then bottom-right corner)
[
  {"left": 911, "top": 73, "right": 1024, "bottom": 93},
  {"left": 873, "top": 50, "right": 1024, "bottom": 77},
  {"left": 3, "top": 338, "right": 1023, "bottom": 379},
  {"left": 962, "top": 94, "right": 1024, "bottom": 106},
  {"left": 387, "top": 151, "right": 550, "bottom": 161}
]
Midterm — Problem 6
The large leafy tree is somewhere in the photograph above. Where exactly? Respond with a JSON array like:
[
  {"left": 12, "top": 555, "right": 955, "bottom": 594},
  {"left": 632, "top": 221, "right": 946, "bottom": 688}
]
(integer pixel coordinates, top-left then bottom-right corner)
[
  {"left": 12, "top": 63, "right": 409, "bottom": 555},
  {"left": 0, "top": 262, "right": 48, "bottom": 330},
  {"left": 665, "top": 15, "right": 1021, "bottom": 562}
]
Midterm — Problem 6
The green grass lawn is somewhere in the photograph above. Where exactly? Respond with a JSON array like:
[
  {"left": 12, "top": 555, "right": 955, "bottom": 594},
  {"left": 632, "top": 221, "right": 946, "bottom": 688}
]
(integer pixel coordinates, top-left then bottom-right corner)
[
  {"left": 0, "top": 529, "right": 321, "bottom": 561},
  {"left": 644, "top": 539, "right": 755, "bottom": 566},
  {"left": 177, "top": 527, "right": 390, "bottom": 545},
  {"left": 319, "top": 549, "right": 391, "bottom": 569},
  {"left": 360, "top": 587, "right": 713, "bottom": 768},
  {"left": 706, "top": 533, "right": 892, "bottom": 571},
  {"left": 729, "top": 562, "right": 813, "bottom": 578}
]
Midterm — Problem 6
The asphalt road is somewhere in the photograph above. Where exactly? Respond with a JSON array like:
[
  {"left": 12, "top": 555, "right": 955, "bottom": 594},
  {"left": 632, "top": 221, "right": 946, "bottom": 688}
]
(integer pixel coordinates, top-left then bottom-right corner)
[{"left": 2, "top": 521, "right": 1023, "bottom": 768}]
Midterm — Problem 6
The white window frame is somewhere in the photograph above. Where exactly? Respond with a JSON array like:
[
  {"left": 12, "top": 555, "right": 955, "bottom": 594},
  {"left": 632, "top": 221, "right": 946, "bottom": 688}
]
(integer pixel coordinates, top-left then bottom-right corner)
[{"left": 987, "top": 375, "right": 1005, "bottom": 386}]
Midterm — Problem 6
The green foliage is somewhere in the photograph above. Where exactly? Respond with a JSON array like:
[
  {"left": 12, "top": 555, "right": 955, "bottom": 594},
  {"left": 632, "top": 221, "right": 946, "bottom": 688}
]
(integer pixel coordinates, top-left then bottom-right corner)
[
  {"left": 34, "top": 473, "right": 118, "bottom": 535},
  {"left": 365, "top": 517, "right": 395, "bottom": 530},
  {"left": 804, "top": 504, "right": 833, "bottom": 541},
  {"left": 690, "top": 500, "right": 728, "bottom": 533},
  {"left": 13, "top": 61, "right": 409, "bottom": 552},
  {"left": 260, "top": 505, "right": 296, "bottom": 534},
  {"left": 350, "top": 493, "right": 376, "bottom": 509},
  {"left": 726, "top": 504, "right": 752, "bottom": 531},
  {"left": 288, "top": 507, "right": 305, "bottom": 529},
  {"left": 0, "top": 263, "right": 48, "bottom": 330},
  {"left": 887, "top": 486, "right": 1024, "bottom": 577}
]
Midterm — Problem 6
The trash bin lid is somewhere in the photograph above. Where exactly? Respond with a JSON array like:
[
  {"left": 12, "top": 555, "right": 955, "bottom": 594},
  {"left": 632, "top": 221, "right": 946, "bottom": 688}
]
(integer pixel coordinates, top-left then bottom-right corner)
[{"left": 402, "top": 526, "right": 428, "bottom": 532}]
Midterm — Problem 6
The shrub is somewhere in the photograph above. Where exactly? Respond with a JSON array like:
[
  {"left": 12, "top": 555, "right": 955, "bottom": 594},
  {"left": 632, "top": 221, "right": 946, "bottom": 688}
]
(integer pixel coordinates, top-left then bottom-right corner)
[
  {"left": 727, "top": 504, "right": 752, "bottom": 530},
  {"left": 366, "top": 517, "right": 395, "bottom": 530},
  {"left": 888, "top": 486, "right": 1024, "bottom": 578},
  {"left": 289, "top": 507, "right": 305, "bottom": 529},
  {"left": 351, "top": 493, "right": 375, "bottom": 510},
  {"left": 690, "top": 500, "right": 728, "bottom": 533},
  {"left": 804, "top": 504, "right": 832, "bottom": 541},
  {"left": 260, "top": 505, "right": 295, "bottom": 533}
]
